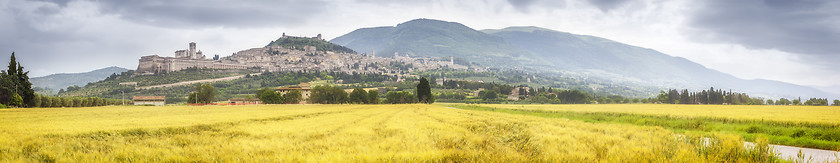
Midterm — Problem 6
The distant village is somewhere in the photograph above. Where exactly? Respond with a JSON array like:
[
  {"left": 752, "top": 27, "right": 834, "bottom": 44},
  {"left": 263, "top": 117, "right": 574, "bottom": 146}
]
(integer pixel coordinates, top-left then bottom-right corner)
[{"left": 136, "top": 34, "right": 474, "bottom": 79}]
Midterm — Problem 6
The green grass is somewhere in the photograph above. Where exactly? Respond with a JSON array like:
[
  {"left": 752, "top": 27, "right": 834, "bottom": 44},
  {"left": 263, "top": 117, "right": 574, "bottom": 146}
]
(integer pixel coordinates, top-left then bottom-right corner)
[{"left": 450, "top": 104, "right": 840, "bottom": 150}]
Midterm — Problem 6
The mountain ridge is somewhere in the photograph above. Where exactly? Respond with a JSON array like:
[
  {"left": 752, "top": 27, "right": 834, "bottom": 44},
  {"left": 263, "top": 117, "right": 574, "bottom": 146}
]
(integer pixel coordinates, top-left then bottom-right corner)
[
  {"left": 330, "top": 19, "right": 838, "bottom": 99},
  {"left": 31, "top": 66, "right": 129, "bottom": 91},
  {"left": 330, "top": 19, "right": 536, "bottom": 67}
]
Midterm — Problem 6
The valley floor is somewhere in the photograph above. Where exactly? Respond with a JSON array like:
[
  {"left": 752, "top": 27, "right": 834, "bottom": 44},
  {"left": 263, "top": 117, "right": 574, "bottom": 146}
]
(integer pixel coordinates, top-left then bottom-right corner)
[
  {"left": 0, "top": 104, "right": 780, "bottom": 162},
  {"left": 446, "top": 103, "right": 840, "bottom": 162}
]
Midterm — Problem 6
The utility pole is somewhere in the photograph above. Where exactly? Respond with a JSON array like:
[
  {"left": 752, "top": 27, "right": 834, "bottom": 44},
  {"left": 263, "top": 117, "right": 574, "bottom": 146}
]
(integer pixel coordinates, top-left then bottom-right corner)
[{"left": 122, "top": 90, "right": 125, "bottom": 105}]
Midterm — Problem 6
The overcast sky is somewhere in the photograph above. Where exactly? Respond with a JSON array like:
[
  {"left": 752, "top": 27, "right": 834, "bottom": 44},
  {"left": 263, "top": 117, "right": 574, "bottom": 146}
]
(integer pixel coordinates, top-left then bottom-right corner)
[{"left": 2, "top": 0, "right": 838, "bottom": 87}]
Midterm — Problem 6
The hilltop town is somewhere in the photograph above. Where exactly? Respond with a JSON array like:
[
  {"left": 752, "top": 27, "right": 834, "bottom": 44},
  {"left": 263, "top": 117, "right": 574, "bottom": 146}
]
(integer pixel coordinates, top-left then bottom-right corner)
[{"left": 136, "top": 34, "right": 472, "bottom": 78}]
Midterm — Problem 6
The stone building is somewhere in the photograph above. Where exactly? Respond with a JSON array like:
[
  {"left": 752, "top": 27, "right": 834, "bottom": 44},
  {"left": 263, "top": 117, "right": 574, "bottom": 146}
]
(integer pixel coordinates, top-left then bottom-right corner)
[
  {"left": 276, "top": 82, "right": 312, "bottom": 104},
  {"left": 507, "top": 87, "right": 530, "bottom": 101},
  {"left": 228, "top": 98, "right": 261, "bottom": 105},
  {"left": 137, "top": 42, "right": 249, "bottom": 74}
]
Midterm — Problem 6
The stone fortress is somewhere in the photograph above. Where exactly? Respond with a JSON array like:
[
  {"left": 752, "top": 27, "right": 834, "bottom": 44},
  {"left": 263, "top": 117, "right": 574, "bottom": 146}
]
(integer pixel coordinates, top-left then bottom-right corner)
[{"left": 136, "top": 34, "right": 470, "bottom": 76}]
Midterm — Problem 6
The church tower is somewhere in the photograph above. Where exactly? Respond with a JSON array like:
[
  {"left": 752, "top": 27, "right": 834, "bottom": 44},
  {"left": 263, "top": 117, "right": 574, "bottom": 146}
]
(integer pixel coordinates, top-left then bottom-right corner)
[{"left": 189, "top": 42, "right": 197, "bottom": 59}]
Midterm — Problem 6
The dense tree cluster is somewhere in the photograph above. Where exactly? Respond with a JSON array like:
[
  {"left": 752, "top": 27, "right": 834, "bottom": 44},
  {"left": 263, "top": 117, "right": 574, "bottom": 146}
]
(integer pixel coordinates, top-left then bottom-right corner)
[
  {"left": 435, "top": 78, "right": 597, "bottom": 104},
  {"left": 309, "top": 85, "right": 349, "bottom": 104},
  {"left": 803, "top": 98, "right": 829, "bottom": 106},
  {"left": 308, "top": 85, "right": 381, "bottom": 104},
  {"left": 0, "top": 52, "right": 35, "bottom": 107},
  {"left": 367, "top": 90, "right": 380, "bottom": 104},
  {"left": 345, "top": 88, "right": 380, "bottom": 104},
  {"left": 478, "top": 90, "right": 498, "bottom": 100},
  {"left": 255, "top": 88, "right": 302, "bottom": 104},
  {"left": 188, "top": 84, "right": 216, "bottom": 104},
  {"left": 657, "top": 87, "right": 765, "bottom": 105},
  {"left": 349, "top": 88, "right": 367, "bottom": 104},
  {"left": 384, "top": 91, "right": 416, "bottom": 104}
]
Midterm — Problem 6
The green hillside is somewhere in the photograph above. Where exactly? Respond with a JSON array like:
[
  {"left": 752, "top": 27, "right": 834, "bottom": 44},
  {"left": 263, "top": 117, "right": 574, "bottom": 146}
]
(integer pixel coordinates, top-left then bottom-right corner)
[
  {"left": 31, "top": 66, "right": 129, "bottom": 92},
  {"left": 267, "top": 35, "right": 356, "bottom": 53},
  {"left": 330, "top": 19, "right": 534, "bottom": 67},
  {"left": 62, "top": 69, "right": 397, "bottom": 104}
]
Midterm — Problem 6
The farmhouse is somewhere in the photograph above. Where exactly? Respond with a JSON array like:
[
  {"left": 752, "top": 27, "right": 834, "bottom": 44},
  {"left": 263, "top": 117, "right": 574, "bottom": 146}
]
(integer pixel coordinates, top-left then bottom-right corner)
[
  {"left": 276, "top": 82, "right": 311, "bottom": 104},
  {"left": 133, "top": 96, "right": 165, "bottom": 106}
]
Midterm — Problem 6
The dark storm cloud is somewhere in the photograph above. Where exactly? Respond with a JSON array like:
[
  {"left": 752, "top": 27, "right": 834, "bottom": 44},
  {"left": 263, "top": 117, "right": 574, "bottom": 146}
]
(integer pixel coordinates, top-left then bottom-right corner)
[
  {"left": 687, "top": 0, "right": 840, "bottom": 55},
  {"left": 95, "top": 0, "right": 328, "bottom": 28}
]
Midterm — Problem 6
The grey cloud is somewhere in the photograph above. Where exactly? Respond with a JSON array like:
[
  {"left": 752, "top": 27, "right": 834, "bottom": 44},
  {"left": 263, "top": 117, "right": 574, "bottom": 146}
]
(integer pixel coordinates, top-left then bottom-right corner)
[
  {"left": 354, "top": 0, "right": 428, "bottom": 5},
  {"left": 95, "top": 0, "right": 328, "bottom": 28},
  {"left": 1, "top": 0, "right": 171, "bottom": 77},
  {"left": 506, "top": 0, "right": 564, "bottom": 12},
  {"left": 507, "top": 0, "right": 537, "bottom": 9},
  {"left": 686, "top": 0, "right": 840, "bottom": 55},
  {"left": 587, "top": 0, "right": 629, "bottom": 12}
]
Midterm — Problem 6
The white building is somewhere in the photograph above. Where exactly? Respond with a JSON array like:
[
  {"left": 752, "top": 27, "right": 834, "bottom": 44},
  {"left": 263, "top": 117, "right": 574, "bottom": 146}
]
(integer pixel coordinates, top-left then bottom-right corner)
[{"left": 133, "top": 96, "right": 165, "bottom": 106}]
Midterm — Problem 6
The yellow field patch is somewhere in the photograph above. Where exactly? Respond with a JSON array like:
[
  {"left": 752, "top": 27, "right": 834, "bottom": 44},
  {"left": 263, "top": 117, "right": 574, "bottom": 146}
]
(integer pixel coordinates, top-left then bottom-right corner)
[
  {"left": 467, "top": 104, "right": 840, "bottom": 125},
  {"left": 0, "top": 104, "right": 772, "bottom": 162}
]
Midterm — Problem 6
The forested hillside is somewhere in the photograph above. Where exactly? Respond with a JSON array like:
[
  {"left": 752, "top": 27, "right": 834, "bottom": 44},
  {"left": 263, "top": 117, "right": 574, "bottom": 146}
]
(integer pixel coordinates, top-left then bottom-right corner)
[
  {"left": 30, "top": 66, "right": 129, "bottom": 92},
  {"left": 62, "top": 69, "right": 397, "bottom": 104},
  {"left": 331, "top": 19, "right": 839, "bottom": 100},
  {"left": 267, "top": 35, "right": 356, "bottom": 54}
]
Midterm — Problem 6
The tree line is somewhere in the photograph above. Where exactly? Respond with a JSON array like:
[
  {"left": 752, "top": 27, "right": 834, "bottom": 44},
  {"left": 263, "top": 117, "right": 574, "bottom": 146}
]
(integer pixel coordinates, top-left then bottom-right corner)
[
  {"left": 433, "top": 79, "right": 594, "bottom": 104},
  {"left": 31, "top": 95, "right": 127, "bottom": 107},
  {"left": 255, "top": 88, "right": 302, "bottom": 104},
  {"left": 657, "top": 87, "right": 839, "bottom": 106},
  {"left": 254, "top": 77, "right": 434, "bottom": 104}
]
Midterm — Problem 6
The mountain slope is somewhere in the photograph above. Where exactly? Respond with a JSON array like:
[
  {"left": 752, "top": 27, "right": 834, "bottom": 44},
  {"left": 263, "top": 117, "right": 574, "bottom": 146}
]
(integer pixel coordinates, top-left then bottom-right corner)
[
  {"left": 31, "top": 66, "right": 129, "bottom": 90},
  {"left": 331, "top": 19, "right": 838, "bottom": 99},
  {"left": 485, "top": 26, "right": 735, "bottom": 86},
  {"left": 330, "top": 19, "right": 535, "bottom": 67},
  {"left": 486, "top": 26, "right": 836, "bottom": 99},
  {"left": 267, "top": 35, "right": 356, "bottom": 53}
]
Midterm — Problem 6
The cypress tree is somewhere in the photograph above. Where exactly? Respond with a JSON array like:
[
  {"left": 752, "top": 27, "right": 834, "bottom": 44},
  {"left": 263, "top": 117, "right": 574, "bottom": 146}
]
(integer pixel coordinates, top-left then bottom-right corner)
[
  {"left": 1, "top": 52, "right": 34, "bottom": 107},
  {"left": 416, "top": 77, "right": 433, "bottom": 104}
]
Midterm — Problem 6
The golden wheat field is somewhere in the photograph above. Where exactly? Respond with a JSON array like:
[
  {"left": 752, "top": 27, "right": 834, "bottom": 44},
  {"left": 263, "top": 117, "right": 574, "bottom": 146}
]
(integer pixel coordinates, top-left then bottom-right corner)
[
  {"left": 468, "top": 104, "right": 840, "bottom": 125},
  {"left": 0, "top": 104, "right": 776, "bottom": 162}
]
